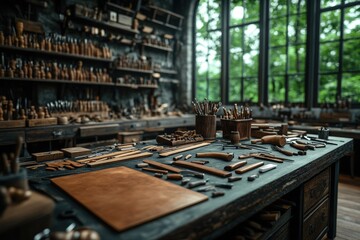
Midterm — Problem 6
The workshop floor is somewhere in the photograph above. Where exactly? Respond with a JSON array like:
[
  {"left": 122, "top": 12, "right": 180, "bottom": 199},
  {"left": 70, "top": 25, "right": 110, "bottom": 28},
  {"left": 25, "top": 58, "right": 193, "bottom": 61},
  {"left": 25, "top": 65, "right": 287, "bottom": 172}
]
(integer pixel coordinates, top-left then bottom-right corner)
[{"left": 335, "top": 175, "right": 360, "bottom": 240}]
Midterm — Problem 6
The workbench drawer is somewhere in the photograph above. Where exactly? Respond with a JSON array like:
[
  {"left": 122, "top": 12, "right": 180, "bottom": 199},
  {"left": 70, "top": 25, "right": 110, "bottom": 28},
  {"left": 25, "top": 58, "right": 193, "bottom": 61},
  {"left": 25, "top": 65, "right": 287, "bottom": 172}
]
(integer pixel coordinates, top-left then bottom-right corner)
[
  {"left": 119, "top": 120, "right": 147, "bottom": 131},
  {"left": 26, "top": 127, "right": 77, "bottom": 142},
  {"left": 303, "top": 168, "right": 330, "bottom": 214},
  {"left": 303, "top": 198, "right": 329, "bottom": 240},
  {"left": 79, "top": 124, "right": 119, "bottom": 137}
]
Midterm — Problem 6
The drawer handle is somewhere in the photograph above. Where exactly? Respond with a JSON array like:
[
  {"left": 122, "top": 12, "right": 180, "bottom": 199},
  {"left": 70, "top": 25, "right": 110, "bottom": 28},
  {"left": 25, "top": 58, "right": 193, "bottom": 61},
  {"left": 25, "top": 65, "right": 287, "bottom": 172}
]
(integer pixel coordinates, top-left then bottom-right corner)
[
  {"left": 52, "top": 130, "right": 63, "bottom": 137},
  {"left": 310, "top": 181, "right": 327, "bottom": 198}
]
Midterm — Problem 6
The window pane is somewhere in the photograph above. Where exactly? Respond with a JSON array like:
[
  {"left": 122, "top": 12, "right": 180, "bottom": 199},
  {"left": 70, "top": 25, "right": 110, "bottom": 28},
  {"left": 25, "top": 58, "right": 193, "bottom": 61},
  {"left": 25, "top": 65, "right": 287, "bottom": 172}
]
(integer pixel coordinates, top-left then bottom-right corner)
[
  {"left": 196, "top": 77, "right": 208, "bottom": 100},
  {"left": 270, "top": 17, "right": 287, "bottom": 46},
  {"left": 343, "top": 40, "right": 360, "bottom": 71},
  {"left": 288, "top": 75, "right": 305, "bottom": 102},
  {"left": 289, "top": 14, "right": 307, "bottom": 44},
  {"left": 290, "top": 0, "right": 306, "bottom": 14},
  {"left": 320, "top": 10, "right": 341, "bottom": 42},
  {"left": 244, "top": 0, "right": 259, "bottom": 22},
  {"left": 270, "top": 0, "right": 287, "bottom": 17},
  {"left": 342, "top": 74, "right": 360, "bottom": 102},
  {"left": 243, "top": 50, "right": 259, "bottom": 76},
  {"left": 269, "top": 47, "right": 287, "bottom": 74},
  {"left": 244, "top": 24, "right": 260, "bottom": 51},
  {"left": 230, "top": 0, "right": 244, "bottom": 26},
  {"left": 321, "top": 0, "right": 341, "bottom": 8},
  {"left": 288, "top": 45, "right": 306, "bottom": 73},
  {"left": 208, "top": 77, "right": 221, "bottom": 101},
  {"left": 319, "top": 42, "right": 339, "bottom": 73},
  {"left": 318, "top": 74, "right": 337, "bottom": 103},
  {"left": 230, "top": 52, "right": 243, "bottom": 78},
  {"left": 244, "top": 77, "right": 258, "bottom": 102},
  {"left": 198, "top": 0, "right": 221, "bottom": 30},
  {"left": 344, "top": 6, "right": 360, "bottom": 39},
  {"left": 269, "top": 76, "right": 285, "bottom": 102},
  {"left": 230, "top": 28, "right": 243, "bottom": 54},
  {"left": 229, "top": 77, "right": 241, "bottom": 102}
]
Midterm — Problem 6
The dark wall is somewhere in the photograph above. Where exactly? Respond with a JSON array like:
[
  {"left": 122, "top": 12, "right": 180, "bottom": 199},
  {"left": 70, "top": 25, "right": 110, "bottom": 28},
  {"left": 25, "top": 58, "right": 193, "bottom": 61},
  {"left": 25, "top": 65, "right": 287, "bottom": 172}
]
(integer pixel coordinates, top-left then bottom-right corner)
[{"left": 0, "top": 0, "right": 193, "bottom": 115}]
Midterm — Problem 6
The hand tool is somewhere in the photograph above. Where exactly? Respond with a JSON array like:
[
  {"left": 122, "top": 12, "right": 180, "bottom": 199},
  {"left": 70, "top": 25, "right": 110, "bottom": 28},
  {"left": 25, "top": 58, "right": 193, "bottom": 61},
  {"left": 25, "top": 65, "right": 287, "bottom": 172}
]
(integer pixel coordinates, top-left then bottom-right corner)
[
  {"left": 188, "top": 179, "right": 209, "bottom": 189},
  {"left": 87, "top": 152, "right": 153, "bottom": 167},
  {"left": 143, "top": 159, "right": 204, "bottom": 178},
  {"left": 259, "top": 164, "right": 277, "bottom": 173},
  {"left": 240, "top": 143, "right": 270, "bottom": 151},
  {"left": 11, "top": 136, "right": 23, "bottom": 173},
  {"left": 184, "top": 154, "right": 192, "bottom": 160},
  {"left": 212, "top": 191, "right": 225, "bottom": 197},
  {"left": 197, "top": 185, "right": 215, "bottom": 192},
  {"left": 154, "top": 173, "right": 163, "bottom": 178},
  {"left": 173, "top": 160, "right": 232, "bottom": 178},
  {"left": 228, "top": 176, "right": 242, "bottom": 182},
  {"left": 196, "top": 152, "right": 234, "bottom": 161},
  {"left": 136, "top": 163, "right": 149, "bottom": 168},
  {"left": 251, "top": 135, "right": 286, "bottom": 147},
  {"left": 1, "top": 153, "right": 11, "bottom": 175},
  {"left": 224, "top": 160, "right": 247, "bottom": 171},
  {"left": 303, "top": 136, "right": 337, "bottom": 145},
  {"left": 173, "top": 154, "right": 183, "bottom": 160},
  {"left": 289, "top": 142, "right": 311, "bottom": 151},
  {"left": 191, "top": 160, "right": 208, "bottom": 165},
  {"left": 181, "top": 178, "right": 191, "bottom": 185},
  {"left": 235, "top": 162, "right": 264, "bottom": 174},
  {"left": 142, "top": 167, "right": 168, "bottom": 174},
  {"left": 271, "top": 145, "right": 294, "bottom": 156},
  {"left": 167, "top": 174, "right": 183, "bottom": 180},
  {"left": 248, "top": 174, "right": 259, "bottom": 181},
  {"left": 296, "top": 140, "right": 325, "bottom": 148},
  {"left": 159, "top": 141, "right": 211, "bottom": 157},
  {"left": 211, "top": 182, "right": 233, "bottom": 189}
]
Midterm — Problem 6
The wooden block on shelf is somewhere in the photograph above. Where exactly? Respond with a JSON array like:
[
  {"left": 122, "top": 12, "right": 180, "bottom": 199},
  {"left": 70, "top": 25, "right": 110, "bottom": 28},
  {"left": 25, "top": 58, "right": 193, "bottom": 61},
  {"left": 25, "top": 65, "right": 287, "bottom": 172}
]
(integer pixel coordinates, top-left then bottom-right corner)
[
  {"left": 27, "top": 118, "right": 57, "bottom": 127},
  {"left": 0, "top": 120, "right": 26, "bottom": 129},
  {"left": 118, "top": 131, "right": 143, "bottom": 144},
  {"left": 61, "top": 147, "right": 91, "bottom": 158},
  {"left": 32, "top": 150, "right": 64, "bottom": 162}
]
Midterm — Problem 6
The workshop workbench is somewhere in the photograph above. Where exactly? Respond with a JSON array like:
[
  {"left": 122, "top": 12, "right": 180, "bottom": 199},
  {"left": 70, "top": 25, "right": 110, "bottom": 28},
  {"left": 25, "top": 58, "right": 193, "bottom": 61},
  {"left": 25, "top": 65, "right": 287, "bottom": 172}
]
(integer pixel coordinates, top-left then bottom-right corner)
[{"left": 26, "top": 135, "right": 353, "bottom": 240}]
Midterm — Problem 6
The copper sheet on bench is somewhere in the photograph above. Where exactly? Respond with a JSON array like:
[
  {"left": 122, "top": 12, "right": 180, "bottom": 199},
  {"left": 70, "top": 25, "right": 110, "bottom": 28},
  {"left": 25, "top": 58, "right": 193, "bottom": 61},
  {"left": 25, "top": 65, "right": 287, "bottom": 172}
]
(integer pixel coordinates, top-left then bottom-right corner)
[{"left": 51, "top": 166, "right": 208, "bottom": 232}]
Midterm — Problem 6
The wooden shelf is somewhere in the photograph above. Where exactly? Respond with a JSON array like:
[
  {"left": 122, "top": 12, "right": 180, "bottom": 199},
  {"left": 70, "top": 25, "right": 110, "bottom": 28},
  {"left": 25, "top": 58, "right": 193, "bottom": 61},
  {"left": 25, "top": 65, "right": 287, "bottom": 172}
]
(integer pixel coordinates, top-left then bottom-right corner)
[
  {"left": 70, "top": 14, "right": 139, "bottom": 35},
  {"left": 142, "top": 43, "right": 173, "bottom": 52},
  {"left": 140, "top": 5, "right": 183, "bottom": 31},
  {"left": 0, "top": 77, "right": 115, "bottom": 86},
  {"left": 114, "top": 67, "right": 153, "bottom": 74},
  {"left": 159, "top": 78, "right": 179, "bottom": 84},
  {"left": 115, "top": 83, "right": 158, "bottom": 89},
  {"left": 0, "top": 45, "right": 112, "bottom": 63}
]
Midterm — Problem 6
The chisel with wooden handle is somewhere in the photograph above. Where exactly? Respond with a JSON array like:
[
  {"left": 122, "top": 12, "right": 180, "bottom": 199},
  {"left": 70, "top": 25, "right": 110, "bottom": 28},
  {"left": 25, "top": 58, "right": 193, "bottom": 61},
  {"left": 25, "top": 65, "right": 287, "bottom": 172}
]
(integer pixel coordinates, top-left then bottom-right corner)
[
  {"left": 251, "top": 135, "right": 286, "bottom": 147},
  {"left": 235, "top": 162, "right": 264, "bottom": 174},
  {"left": 196, "top": 152, "right": 234, "bottom": 161},
  {"left": 173, "top": 160, "right": 232, "bottom": 178},
  {"left": 143, "top": 159, "right": 204, "bottom": 178},
  {"left": 224, "top": 160, "right": 247, "bottom": 171}
]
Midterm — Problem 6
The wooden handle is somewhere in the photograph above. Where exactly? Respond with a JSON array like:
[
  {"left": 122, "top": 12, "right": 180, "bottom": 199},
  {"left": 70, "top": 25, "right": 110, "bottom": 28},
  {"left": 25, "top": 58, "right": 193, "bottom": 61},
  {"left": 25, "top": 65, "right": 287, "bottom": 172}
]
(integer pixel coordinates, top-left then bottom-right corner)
[
  {"left": 87, "top": 152, "right": 153, "bottom": 167},
  {"left": 274, "top": 146, "right": 293, "bottom": 156},
  {"left": 77, "top": 149, "right": 139, "bottom": 163},
  {"left": 159, "top": 142, "right": 211, "bottom": 157},
  {"left": 290, "top": 143, "right": 308, "bottom": 151},
  {"left": 142, "top": 167, "right": 168, "bottom": 174},
  {"left": 143, "top": 159, "right": 182, "bottom": 173},
  {"left": 173, "top": 160, "right": 232, "bottom": 178},
  {"left": 235, "top": 162, "right": 264, "bottom": 174},
  {"left": 252, "top": 135, "right": 286, "bottom": 147},
  {"left": 254, "top": 155, "right": 283, "bottom": 163},
  {"left": 196, "top": 152, "right": 234, "bottom": 161},
  {"left": 167, "top": 174, "right": 183, "bottom": 180},
  {"left": 224, "top": 160, "right": 247, "bottom": 171}
]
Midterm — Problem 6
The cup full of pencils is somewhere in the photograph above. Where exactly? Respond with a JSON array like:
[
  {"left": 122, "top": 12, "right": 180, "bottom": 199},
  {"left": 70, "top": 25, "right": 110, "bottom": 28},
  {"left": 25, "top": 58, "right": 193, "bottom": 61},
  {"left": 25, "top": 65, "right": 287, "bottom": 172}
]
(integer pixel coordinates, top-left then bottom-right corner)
[{"left": 192, "top": 98, "right": 221, "bottom": 140}]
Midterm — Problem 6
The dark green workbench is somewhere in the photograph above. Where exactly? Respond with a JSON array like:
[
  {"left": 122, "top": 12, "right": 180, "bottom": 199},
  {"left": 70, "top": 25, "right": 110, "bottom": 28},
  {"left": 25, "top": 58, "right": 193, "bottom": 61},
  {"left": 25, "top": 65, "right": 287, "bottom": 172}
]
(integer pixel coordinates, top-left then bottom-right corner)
[{"left": 26, "top": 135, "right": 353, "bottom": 240}]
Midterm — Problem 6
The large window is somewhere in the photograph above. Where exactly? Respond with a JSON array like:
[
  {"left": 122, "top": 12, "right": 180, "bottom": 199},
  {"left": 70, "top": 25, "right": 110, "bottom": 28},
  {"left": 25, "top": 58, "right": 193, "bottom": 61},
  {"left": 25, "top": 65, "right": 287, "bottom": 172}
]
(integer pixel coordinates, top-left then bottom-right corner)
[
  {"left": 195, "top": 0, "right": 222, "bottom": 102},
  {"left": 194, "top": 0, "right": 360, "bottom": 106},
  {"left": 268, "top": 0, "right": 307, "bottom": 104},
  {"left": 229, "top": 0, "right": 260, "bottom": 103},
  {"left": 318, "top": 0, "right": 360, "bottom": 104}
]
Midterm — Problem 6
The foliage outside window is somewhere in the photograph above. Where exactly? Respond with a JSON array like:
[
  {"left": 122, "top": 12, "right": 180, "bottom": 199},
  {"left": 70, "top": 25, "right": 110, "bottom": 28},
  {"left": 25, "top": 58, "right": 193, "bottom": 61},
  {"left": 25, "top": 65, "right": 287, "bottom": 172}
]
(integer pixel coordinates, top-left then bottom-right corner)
[
  {"left": 318, "top": 1, "right": 360, "bottom": 104},
  {"left": 195, "top": 0, "right": 221, "bottom": 102},
  {"left": 268, "top": 0, "right": 307, "bottom": 104}
]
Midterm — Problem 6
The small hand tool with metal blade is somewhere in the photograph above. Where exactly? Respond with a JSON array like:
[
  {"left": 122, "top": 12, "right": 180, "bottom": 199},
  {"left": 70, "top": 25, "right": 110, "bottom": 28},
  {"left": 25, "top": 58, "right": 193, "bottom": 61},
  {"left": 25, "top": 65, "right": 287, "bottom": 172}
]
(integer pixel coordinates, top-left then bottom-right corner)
[
  {"left": 196, "top": 152, "right": 234, "bottom": 161},
  {"left": 251, "top": 135, "right": 287, "bottom": 147},
  {"left": 143, "top": 159, "right": 205, "bottom": 178}
]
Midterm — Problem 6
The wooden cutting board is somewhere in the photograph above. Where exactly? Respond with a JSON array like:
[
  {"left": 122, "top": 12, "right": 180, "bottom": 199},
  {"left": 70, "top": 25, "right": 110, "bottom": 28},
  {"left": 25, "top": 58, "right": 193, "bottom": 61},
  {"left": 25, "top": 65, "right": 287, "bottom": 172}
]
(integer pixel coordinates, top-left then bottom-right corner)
[{"left": 51, "top": 166, "right": 208, "bottom": 232}]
